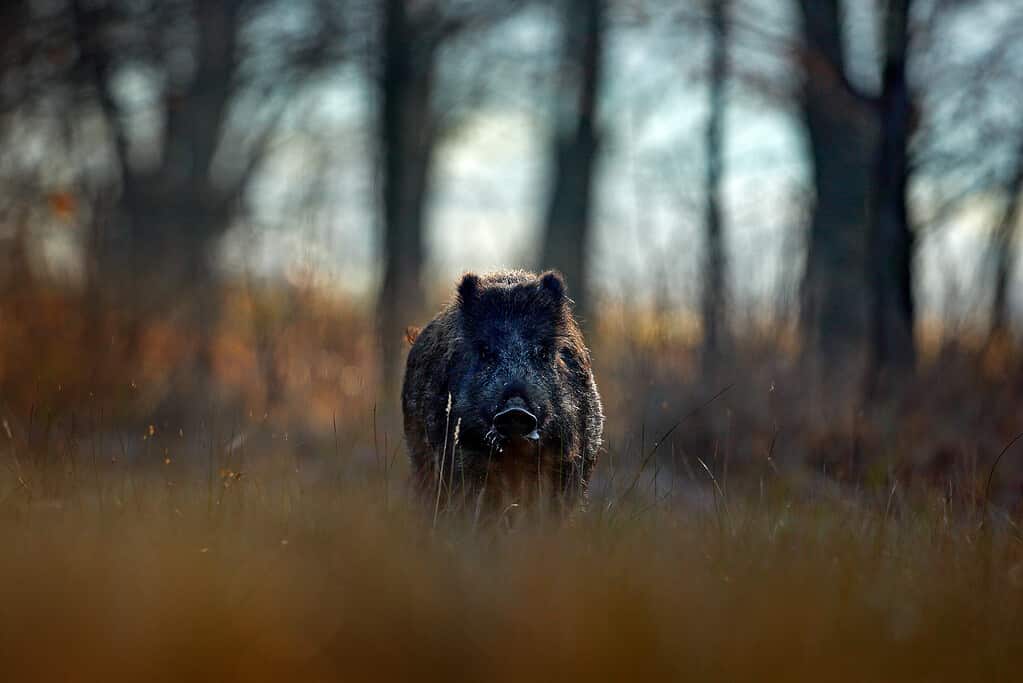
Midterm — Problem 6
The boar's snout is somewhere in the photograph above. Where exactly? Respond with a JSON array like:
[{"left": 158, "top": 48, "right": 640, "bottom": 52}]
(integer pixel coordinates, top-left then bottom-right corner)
[{"left": 492, "top": 396, "right": 539, "bottom": 441}]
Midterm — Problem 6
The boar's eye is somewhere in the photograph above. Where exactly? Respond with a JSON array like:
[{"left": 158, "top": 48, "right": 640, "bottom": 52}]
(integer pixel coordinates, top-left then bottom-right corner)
[
  {"left": 477, "top": 343, "right": 493, "bottom": 363},
  {"left": 535, "top": 345, "right": 554, "bottom": 363}
]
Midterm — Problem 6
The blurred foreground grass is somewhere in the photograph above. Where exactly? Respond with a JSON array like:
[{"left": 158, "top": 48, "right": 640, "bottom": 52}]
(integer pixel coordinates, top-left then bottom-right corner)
[{"left": 1, "top": 449, "right": 1021, "bottom": 683}]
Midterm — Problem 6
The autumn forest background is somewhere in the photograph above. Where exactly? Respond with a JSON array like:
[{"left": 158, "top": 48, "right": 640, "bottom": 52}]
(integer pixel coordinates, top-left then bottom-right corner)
[{"left": 2, "top": 1, "right": 1023, "bottom": 680}]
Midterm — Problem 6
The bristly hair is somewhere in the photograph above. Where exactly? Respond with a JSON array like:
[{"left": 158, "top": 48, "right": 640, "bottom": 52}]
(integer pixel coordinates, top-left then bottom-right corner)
[{"left": 454, "top": 270, "right": 572, "bottom": 326}]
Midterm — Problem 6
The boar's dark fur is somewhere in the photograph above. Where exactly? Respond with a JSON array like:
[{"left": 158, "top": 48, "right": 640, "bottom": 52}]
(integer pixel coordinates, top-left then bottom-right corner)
[{"left": 402, "top": 270, "right": 603, "bottom": 505}]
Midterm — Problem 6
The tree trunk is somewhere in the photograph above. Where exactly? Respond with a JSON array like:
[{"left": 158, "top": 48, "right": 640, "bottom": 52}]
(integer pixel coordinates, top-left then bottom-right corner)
[
  {"left": 701, "top": 0, "right": 729, "bottom": 373},
  {"left": 797, "top": 0, "right": 876, "bottom": 368},
  {"left": 867, "top": 0, "right": 916, "bottom": 391},
  {"left": 72, "top": 0, "right": 244, "bottom": 419},
  {"left": 539, "top": 0, "right": 605, "bottom": 326},
  {"left": 377, "top": 0, "right": 437, "bottom": 397},
  {"left": 74, "top": 0, "right": 241, "bottom": 308}
]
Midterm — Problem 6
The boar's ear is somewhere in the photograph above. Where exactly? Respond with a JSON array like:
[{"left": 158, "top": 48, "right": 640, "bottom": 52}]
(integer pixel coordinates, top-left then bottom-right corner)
[
  {"left": 457, "top": 272, "right": 481, "bottom": 311},
  {"left": 404, "top": 326, "right": 421, "bottom": 346},
  {"left": 539, "top": 270, "right": 569, "bottom": 309}
]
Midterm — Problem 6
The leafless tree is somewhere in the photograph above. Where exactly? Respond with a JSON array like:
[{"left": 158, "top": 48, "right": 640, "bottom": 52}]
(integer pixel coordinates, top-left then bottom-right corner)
[
  {"left": 867, "top": 0, "right": 916, "bottom": 390},
  {"left": 795, "top": 0, "right": 878, "bottom": 367},
  {"left": 69, "top": 0, "right": 344, "bottom": 307},
  {"left": 376, "top": 0, "right": 524, "bottom": 394},
  {"left": 701, "top": 0, "right": 730, "bottom": 373},
  {"left": 377, "top": 0, "right": 436, "bottom": 396},
  {"left": 539, "top": 0, "right": 606, "bottom": 325}
]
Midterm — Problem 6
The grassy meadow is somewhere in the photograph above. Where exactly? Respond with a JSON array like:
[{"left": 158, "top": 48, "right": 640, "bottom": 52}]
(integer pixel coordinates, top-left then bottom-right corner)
[
  {"left": 2, "top": 451, "right": 1022, "bottom": 682},
  {"left": 2, "top": 283, "right": 1023, "bottom": 681}
]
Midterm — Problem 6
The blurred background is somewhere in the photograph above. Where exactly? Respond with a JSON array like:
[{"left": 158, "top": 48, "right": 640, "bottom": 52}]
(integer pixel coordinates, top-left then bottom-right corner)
[{"left": 3, "top": 0, "right": 1023, "bottom": 499}]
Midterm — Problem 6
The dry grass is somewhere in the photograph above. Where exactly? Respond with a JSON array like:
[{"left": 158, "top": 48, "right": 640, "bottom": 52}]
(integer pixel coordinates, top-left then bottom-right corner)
[
  {"left": 3, "top": 282, "right": 1023, "bottom": 681},
  {"left": 1, "top": 443, "right": 1021, "bottom": 682}
]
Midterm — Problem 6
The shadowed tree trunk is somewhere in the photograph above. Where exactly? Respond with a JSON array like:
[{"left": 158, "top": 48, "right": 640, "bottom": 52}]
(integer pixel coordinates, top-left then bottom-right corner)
[
  {"left": 867, "top": 0, "right": 916, "bottom": 391},
  {"left": 540, "top": 0, "right": 605, "bottom": 326},
  {"left": 796, "top": 0, "right": 878, "bottom": 369},
  {"left": 374, "top": 1, "right": 520, "bottom": 398},
  {"left": 376, "top": 0, "right": 440, "bottom": 397},
  {"left": 701, "top": 0, "right": 729, "bottom": 375},
  {"left": 70, "top": 0, "right": 247, "bottom": 414},
  {"left": 73, "top": 0, "right": 244, "bottom": 310}
]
